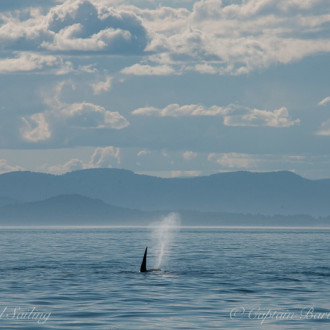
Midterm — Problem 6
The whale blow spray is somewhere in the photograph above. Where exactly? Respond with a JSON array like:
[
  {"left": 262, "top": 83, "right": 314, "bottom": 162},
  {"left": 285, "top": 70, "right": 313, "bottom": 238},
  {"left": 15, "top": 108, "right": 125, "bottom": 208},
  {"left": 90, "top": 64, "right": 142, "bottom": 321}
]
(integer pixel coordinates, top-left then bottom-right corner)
[{"left": 152, "top": 212, "right": 181, "bottom": 269}]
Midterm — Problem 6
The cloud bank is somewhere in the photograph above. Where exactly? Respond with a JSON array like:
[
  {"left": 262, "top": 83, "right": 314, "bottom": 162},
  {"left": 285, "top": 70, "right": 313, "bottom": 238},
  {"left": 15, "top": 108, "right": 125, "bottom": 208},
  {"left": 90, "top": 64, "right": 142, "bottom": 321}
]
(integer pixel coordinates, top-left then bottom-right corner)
[
  {"left": 132, "top": 103, "right": 300, "bottom": 127},
  {"left": 128, "top": 0, "right": 330, "bottom": 75},
  {"left": 1, "top": 0, "right": 330, "bottom": 75}
]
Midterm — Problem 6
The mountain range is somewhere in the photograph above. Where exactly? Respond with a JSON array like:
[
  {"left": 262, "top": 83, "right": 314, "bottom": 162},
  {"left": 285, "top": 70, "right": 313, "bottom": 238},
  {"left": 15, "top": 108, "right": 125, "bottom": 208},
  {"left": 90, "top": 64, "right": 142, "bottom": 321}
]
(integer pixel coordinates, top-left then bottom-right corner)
[{"left": 0, "top": 169, "right": 329, "bottom": 225}]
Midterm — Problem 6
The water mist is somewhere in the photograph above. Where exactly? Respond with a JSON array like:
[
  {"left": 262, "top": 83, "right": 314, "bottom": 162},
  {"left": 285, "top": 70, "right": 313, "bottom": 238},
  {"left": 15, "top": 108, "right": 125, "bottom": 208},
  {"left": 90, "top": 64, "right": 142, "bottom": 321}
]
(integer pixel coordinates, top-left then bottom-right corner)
[{"left": 151, "top": 212, "right": 181, "bottom": 269}]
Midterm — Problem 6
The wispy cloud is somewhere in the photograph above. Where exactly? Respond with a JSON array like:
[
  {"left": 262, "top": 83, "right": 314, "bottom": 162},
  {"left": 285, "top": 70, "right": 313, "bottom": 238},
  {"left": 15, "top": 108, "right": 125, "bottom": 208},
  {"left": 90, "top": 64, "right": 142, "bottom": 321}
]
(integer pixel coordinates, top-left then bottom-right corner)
[
  {"left": 121, "top": 64, "right": 175, "bottom": 76},
  {"left": 316, "top": 96, "right": 330, "bottom": 135},
  {"left": 0, "top": 52, "right": 60, "bottom": 73},
  {"left": 316, "top": 119, "right": 330, "bottom": 136},
  {"left": 47, "top": 146, "right": 120, "bottom": 174},
  {"left": 0, "top": 159, "right": 24, "bottom": 174},
  {"left": 318, "top": 96, "right": 330, "bottom": 107},
  {"left": 137, "top": 149, "right": 151, "bottom": 157},
  {"left": 208, "top": 152, "right": 259, "bottom": 169},
  {"left": 21, "top": 113, "right": 51, "bottom": 143},
  {"left": 182, "top": 151, "right": 197, "bottom": 160},
  {"left": 91, "top": 75, "right": 112, "bottom": 95},
  {"left": 132, "top": 104, "right": 225, "bottom": 117},
  {"left": 207, "top": 152, "right": 307, "bottom": 170},
  {"left": 170, "top": 170, "right": 201, "bottom": 178},
  {"left": 47, "top": 158, "right": 85, "bottom": 174},
  {"left": 89, "top": 146, "right": 121, "bottom": 167},
  {"left": 223, "top": 105, "right": 300, "bottom": 128}
]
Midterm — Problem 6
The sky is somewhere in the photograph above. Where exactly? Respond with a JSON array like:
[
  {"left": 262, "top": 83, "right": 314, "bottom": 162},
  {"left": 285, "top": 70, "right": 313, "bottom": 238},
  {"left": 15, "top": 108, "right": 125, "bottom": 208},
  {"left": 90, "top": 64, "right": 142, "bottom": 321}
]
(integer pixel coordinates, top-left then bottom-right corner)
[{"left": 0, "top": 0, "right": 330, "bottom": 179}]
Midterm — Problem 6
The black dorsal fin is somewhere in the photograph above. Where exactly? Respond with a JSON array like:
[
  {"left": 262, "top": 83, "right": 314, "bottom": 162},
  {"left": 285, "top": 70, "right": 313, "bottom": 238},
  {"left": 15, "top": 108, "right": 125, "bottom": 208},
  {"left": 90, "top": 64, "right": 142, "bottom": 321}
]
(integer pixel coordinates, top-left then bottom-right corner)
[{"left": 140, "top": 247, "right": 147, "bottom": 272}]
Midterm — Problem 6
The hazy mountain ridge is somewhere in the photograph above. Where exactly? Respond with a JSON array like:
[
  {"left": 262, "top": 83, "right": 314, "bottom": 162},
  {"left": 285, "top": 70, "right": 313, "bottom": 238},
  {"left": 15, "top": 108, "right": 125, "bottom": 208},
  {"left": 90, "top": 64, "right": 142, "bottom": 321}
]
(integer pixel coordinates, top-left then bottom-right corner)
[
  {"left": 0, "top": 194, "right": 147, "bottom": 225},
  {"left": 0, "top": 169, "right": 329, "bottom": 223},
  {"left": 0, "top": 193, "right": 329, "bottom": 227}
]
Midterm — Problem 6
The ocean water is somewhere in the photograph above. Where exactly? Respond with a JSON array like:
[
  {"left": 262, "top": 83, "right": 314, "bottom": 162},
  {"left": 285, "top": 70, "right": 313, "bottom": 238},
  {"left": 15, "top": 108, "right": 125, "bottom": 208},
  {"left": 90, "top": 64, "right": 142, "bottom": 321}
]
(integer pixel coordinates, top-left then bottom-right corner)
[{"left": 0, "top": 221, "right": 330, "bottom": 329}]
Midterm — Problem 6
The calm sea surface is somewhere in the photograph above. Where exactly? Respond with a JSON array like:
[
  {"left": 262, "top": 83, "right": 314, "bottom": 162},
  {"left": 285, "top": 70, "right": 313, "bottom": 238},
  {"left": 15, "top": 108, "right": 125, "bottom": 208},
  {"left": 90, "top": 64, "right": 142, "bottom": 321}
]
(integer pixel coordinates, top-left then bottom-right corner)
[{"left": 0, "top": 224, "right": 330, "bottom": 329}]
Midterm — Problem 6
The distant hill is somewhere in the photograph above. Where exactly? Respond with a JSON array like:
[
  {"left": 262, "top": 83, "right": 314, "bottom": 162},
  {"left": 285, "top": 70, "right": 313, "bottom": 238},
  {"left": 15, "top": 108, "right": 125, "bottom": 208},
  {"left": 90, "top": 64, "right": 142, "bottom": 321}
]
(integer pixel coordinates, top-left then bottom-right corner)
[
  {"left": 0, "top": 194, "right": 148, "bottom": 226},
  {"left": 0, "top": 193, "right": 329, "bottom": 227},
  {"left": 0, "top": 169, "right": 329, "bottom": 218},
  {"left": 0, "top": 193, "right": 329, "bottom": 226}
]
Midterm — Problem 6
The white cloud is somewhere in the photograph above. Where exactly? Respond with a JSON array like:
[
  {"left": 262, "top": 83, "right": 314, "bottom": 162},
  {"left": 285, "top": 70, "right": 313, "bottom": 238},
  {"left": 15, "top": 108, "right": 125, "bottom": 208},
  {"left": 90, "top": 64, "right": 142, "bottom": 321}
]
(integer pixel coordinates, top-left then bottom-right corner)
[
  {"left": 2, "top": 0, "right": 330, "bottom": 75},
  {"left": 316, "top": 119, "right": 330, "bottom": 136},
  {"left": 132, "top": 104, "right": 225, "bottom": 117},
  {"left": 42, "top": 25, "right": 132, "bottom": 52},
  {"left": 45, "top": 1, "right": 148, "bottom": 53},
  {"left": 61, "top": 102, "right": 129, "bottom": 129},
  {"left": 131, "top": 106, "right": 160, "bottom": 116},
  {"left": 89, "top": 146, "right": 121, "bottom": 167},
  {"left": 317, "top": 97, "right": 330, "bottom": 135},
  {"left": 132, "top": 103, "right": 300, "bottom": 127},
  {"left": 318, "top": 96, "right": 330, "bottom": 107},
  {"left": 137, "top": 149, "right": 151, "bottom": 157},
  {"left": 208, "top": 152, "right": 308, "bottom": 171},
  {"left": 223, "top": 106, "right": 300, "bottom": 128},
  {"left": 44, "top": 79, "right": 75, "bottom": 109},
  {"left": 121, "top": 64, "right": 175, "bottom": 76},
  {"left": 47, "top": 158, "right": 85, "bottom": 174},
  {"left": 20, "top": 80, "right": 129, "bottom": 143},
  {"left": 21, "top": 113, "right": 52, "bottom": 143},
  {"left": 91, "top": 75, "right": 112, "bottom": 95},
  {"left": 0, "top": 0, "right": 148, "bottom": 57},
  {"left": 0, "top": 159, "right": 24, "bottom": 174},
  {"left": 46, "top": 146, "right": 120, "bottom": 174},
  {"left": 79, "top": 64, "right": 98, "bottom": 73},
  {"left": 170, "top": 170, "right": 201, "bottom": 177},
  {"left": 287, "top": 155, "right": 305, "bottom": 161},
  {"left": 208, "top": 152, "right": 259, "bottom": 169},
  {"left": 182, "top": 151, "right": 197, "bottom": 160},
  {"left": 0, "top": 52, "right": 59, "bottom": 73},
  {"left": 194, "top": 63, "right": 217, "bottom": 74},
  {"left": 124, "top": 0, "right": 330, "bottom": 75},
  {"left": 21, "top": 102, "right": 129, "bottom": 143}
]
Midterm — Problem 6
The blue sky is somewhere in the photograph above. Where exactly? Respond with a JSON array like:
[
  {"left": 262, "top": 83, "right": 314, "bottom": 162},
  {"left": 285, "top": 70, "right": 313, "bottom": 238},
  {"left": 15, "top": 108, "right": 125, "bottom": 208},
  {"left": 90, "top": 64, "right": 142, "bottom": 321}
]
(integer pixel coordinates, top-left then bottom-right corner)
[{"left": 0, "top": 0, "right": 330, "bottom": 178}]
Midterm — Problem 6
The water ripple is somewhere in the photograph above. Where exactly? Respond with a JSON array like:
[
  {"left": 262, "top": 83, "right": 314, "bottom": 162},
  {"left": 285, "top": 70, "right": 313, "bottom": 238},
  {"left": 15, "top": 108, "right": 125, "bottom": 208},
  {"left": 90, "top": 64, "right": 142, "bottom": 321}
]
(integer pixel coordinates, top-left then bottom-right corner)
[{"left": 0, "top": 227, "right": 329, "bottom": 329}]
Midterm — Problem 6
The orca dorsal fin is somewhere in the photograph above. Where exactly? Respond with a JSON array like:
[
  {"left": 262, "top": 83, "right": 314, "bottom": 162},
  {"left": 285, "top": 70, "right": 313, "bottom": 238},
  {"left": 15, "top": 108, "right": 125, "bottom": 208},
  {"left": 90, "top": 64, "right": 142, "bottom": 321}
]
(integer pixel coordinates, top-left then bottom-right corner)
[{"left": 140, "top": 247, "right": 147, "bottom": 272}]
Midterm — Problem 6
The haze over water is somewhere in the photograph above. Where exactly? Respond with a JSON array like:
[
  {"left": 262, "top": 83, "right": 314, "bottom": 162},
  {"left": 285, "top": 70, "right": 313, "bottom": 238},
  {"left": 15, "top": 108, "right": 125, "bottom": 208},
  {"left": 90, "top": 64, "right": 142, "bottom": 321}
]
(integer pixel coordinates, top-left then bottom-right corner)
[{"left": 0, "top": 225, "right": 330, "bottom": 329}]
